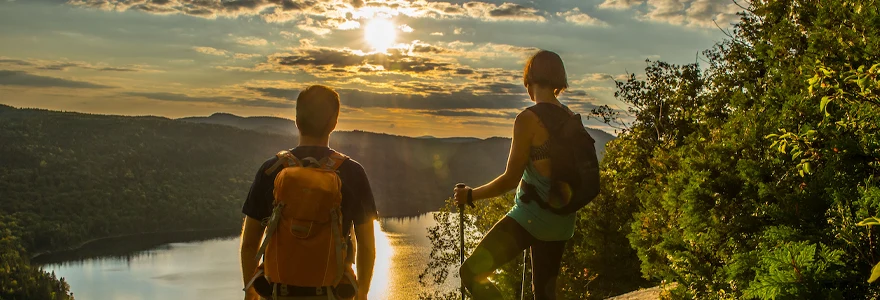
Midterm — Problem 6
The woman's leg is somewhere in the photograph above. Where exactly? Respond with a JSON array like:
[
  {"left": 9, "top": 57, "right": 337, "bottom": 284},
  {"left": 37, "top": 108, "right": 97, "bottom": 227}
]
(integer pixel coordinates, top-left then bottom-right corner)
[
  {"left": 530, "top": 239, "right": 566, "bottom": 300},
  {"left": 460, "top": 217, "right": 535, "bottom": 300}
]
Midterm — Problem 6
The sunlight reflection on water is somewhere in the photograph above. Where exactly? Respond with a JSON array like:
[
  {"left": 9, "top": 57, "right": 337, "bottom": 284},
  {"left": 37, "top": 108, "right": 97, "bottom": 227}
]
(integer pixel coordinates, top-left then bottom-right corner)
[{"left": 42, "top": 214, "right": 455, "bottom": 300}]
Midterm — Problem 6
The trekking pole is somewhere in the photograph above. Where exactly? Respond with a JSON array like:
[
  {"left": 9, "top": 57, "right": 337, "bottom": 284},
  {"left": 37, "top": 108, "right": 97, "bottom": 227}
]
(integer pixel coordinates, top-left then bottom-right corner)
[
  {"left": 521, "top": 250, "right": 528, "bottom": 300},
  {"left": 456, "top": 184, "right": 467, "bottom": 300}
]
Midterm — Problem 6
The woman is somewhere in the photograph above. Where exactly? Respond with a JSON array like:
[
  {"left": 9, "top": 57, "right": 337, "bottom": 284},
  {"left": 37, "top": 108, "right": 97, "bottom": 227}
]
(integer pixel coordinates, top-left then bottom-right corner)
[{"left": 454, "top": 50, "right": 575, "bottom": 300}]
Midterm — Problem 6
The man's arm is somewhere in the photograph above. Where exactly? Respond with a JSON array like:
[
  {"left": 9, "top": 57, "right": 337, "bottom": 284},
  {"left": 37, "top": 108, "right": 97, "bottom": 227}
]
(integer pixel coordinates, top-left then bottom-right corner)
[
  {"left": 354, "top": 220, "right": 375, "bottom": 300},
  {"left": 240, "top": 216, "right": 265, "bottom": 300}
]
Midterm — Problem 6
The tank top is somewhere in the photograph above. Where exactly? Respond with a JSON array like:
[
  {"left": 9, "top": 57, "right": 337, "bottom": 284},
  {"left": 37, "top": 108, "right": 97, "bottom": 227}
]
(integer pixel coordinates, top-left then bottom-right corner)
[{"left": 506, "top": 151, "right": 576, "bottom": 241}]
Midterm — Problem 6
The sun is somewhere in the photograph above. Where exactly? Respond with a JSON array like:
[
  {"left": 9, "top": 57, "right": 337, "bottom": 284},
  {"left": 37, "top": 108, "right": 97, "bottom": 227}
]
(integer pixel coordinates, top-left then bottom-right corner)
[{"left": 364, "top": 18, "right": 396, "bottom": 53}]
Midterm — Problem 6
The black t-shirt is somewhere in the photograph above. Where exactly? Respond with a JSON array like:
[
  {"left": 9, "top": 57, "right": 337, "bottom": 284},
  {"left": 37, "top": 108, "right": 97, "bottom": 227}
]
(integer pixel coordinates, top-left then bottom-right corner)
[{"left": 241, "top": 146, "right": 378, "bottom": 252}]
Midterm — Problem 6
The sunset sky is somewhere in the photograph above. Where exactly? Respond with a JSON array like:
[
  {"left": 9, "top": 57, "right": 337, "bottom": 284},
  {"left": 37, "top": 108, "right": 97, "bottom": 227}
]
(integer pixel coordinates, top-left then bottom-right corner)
[{"left": 0, "top": 0, "right": 739, "bottom": 138}]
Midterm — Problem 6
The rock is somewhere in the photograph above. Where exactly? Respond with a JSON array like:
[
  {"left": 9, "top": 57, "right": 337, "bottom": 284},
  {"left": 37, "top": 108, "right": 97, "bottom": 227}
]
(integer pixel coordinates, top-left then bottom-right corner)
[{"left": 605, "top": 286, "right": 662, "bottom": 300}]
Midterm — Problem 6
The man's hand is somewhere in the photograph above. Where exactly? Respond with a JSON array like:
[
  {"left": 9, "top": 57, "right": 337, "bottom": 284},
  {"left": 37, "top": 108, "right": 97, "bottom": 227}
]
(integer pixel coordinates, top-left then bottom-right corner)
[
  {"left": 240, "top": 217, "right": 265, "bottom": 300},
  {"left": 354, "top": 220, "right": 376, "bottom": 300},
  {"left": 244, "top": 287, "right": 260, "bottom": 300},
  {"left": 356, "top": 289, "right": 369, "bottom": 300}
]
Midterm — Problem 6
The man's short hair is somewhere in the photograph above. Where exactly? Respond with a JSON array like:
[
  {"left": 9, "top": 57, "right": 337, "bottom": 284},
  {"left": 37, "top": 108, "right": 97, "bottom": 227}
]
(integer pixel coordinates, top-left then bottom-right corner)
[{"left": 295, "top": 85, "right": 340, "bottom": 137}]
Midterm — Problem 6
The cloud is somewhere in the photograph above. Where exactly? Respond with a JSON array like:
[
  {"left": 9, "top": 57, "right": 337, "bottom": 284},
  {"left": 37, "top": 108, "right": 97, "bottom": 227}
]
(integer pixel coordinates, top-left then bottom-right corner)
[
  {"left": 36, "top": 63, "right": 81, "bottom": 71},
  {"left": 0, "top": 70, "right": 112, "bottom": 89},
  {"left": 246, "top": 86, "right": 532, "bottom": 110},
  {"left": 96, "top": 67, "right": 140, "bottom": 72},
  {"left": 435, "top": 41, "right": 538, "bottom": 60},
  {"left": 264, "top": 46, "right": 459, "bottom": 77},
  {"left": 66, "top": 0, "right": 552, "bottom": 30},
  {"left": 124, "top": 91, "right": 292, "bottom": 108},
  {"left": 598, "top": 0, "right": 645, "bottom": 10},
  {"left": 0, "top": 59, "right": 35, "bottom": 67},
  {"left": 421, "top": 109, "right": 518, "bottom": 119},
  {"left": 556, "top": 8, "right": 608, "bottom": 27},
  {"left": 430, "top": 32, "right": 443, "bottom": 36},
  {"left": 193, "top": 47, "right": 260, "bottom": 59},
  {"left": 247, "top": 87, "right": 300, "bottom": 99},
  {"left": 0, "top": 57, "right": 149, "bottom": 72},
  {"left": 463, "top": 2, "right": 547, "bottom": 22},
  {"left": 234, "top": 36, "right": 269, "bottom": 46},
  {"left": 399, "top": 24, "right": 414, "bottom": 33},
  {"left": 234, "top": 53, "right": 263, "bottom": 60},
  {"left": 571, "top": 73, "right": 614, "bottom": 85},
  {"left": 597, "top": 0, "right": 740, "bottom": 27},
  {"left": 279, "top": 31, "right": 300, "bottom": 39},
  {"left": 337, "top": 20, "right": 361, "bottom": 30},
  {"left": 297, "top": 16, "right": 333, "bottom": 36},
  {"left": 193, "top": 46, "right": 230, "bottom": 56},
  {"left": 462, "top": 120, "right": 508, "bottom": 127}
]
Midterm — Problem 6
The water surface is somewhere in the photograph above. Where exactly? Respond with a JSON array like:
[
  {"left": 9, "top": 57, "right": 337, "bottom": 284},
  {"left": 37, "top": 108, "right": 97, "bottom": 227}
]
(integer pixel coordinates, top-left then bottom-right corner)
[{"left": 43, "top": 214, "right": 455, "bottom": 300}]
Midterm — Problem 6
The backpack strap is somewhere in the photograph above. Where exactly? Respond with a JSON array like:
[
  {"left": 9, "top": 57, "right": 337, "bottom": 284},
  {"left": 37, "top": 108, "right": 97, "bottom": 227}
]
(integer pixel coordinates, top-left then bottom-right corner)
[
  {"left": 323, "top": 152, "right": 349, "bottom": 171},
  {"left": 264, "top": 150, "right": 303, "bottom": 175},
  {"left": 526, "top": 103, "right": 571, "bottom": 134}
]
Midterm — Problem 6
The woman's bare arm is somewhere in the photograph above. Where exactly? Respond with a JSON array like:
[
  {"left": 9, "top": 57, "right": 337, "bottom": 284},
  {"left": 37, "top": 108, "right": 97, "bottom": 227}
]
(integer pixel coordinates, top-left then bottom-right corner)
[{"left": 469, "top": 111, "right": 534, "bottom": 201}]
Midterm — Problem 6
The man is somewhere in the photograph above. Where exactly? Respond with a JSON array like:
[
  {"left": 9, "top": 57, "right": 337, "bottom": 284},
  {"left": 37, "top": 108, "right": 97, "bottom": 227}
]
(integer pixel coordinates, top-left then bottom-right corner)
[{"left": 239, "top": 85, "right": 377, "bottom": 300}]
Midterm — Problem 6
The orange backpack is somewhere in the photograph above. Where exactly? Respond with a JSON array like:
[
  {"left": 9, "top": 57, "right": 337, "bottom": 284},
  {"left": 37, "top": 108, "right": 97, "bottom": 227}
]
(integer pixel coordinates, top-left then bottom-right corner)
[{"left": 245, "top": 150, "right": 357, "bottom": 296}]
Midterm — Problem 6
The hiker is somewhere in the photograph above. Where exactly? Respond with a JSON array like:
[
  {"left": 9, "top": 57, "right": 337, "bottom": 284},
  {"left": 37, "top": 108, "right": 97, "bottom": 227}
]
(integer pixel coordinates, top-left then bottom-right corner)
[
  {"left": 454, "top": 50, "right": 600, "bottom": 300},
  {"left": 239, "top": 85, "right": 378, "bottom": 300}
]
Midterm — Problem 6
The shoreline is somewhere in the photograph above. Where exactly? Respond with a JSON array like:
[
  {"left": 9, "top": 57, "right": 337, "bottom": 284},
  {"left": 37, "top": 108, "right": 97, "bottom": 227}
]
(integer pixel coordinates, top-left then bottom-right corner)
[
  {"left": 31, "top": 227, "right": 240, "bottom": 264},
  {"left": 30, "top": 213, "right": 438, "bottom": 264}
]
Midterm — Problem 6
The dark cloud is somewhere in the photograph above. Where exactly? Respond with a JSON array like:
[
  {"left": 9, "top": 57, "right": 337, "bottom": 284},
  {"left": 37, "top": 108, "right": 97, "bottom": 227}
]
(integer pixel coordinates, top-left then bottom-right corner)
[
  {"left": 247, "top": 87, "right": 300, "bottom": 99},
  {"left": 338, "top": 89, "right": 530, "bottom": 110},
  {"left": 97, "top": 67, "right": 139, "bottom": 72},
  {"left": 488, "top": 3, "right": 539, "bottom": 18},
  {"left": 274, "top": 48, "right": 365, "bottom": 68},
  {"left": 268, "top": 0, "right": 315, "bottom": 11},
  {"left": 0, "top": 70, "right": 112, "bottom": 89},
  {"left": 68, "top": 0, "right": 550, "bottom": 25},
  {"left": 37, "top": 63, "right": 81, "bottom": 71},
  {"left": 0, "top": 58, "right": 146, "bottom": 72},
  {"left": 480, "top": 82, "right": 524, "bottom": 94},
  {"left": 125, "top": 91, "right": 292, "bottom": 108},
  {"left": 0, "top": 59, "right": 35, "bottom": 67},
  {"left": 270, "top": 47, "right": 454, "bottom": 74},
  {"left": 411, "top": 44, "right": 454, "bottom": 54},
  {"left": 247, "top": 86, "right": 531, "bottom": 110},
  {"left": 422, "top": 109, "right": 517, "bottom": 119},
  {"left": 462, "top": 120, "right": 508, "bottom": 127},
  {"left": 221, "top": 0, "right": 264, "bottom": 11}
]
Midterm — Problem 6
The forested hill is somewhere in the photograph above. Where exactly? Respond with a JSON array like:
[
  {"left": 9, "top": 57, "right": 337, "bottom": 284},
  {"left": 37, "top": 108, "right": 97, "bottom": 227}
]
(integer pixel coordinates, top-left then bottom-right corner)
[
  {"left": 0, "top": 105, "right": 613, "bottom": 299},
  {"left": 1, "top": 105, "right": 616, "bottom": 249},
  {"left": 178, "top": 112, "right": 616, "bottom": 160}
]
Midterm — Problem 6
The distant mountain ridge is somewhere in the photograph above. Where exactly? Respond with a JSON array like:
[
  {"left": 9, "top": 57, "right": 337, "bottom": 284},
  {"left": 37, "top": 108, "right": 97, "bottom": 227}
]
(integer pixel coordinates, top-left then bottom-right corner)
[
  {"left": 178, "top": 113, "right": 297, "bottom": 136},
  {"left": 178, "top": 112, "right": 616, "bottom": 158}
]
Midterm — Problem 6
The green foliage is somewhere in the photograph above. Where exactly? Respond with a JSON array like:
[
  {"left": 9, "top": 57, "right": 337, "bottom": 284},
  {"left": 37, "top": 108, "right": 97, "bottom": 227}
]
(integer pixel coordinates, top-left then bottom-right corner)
[
  {"left": 1, "top": 217, "right": 73, "bottom": 300},
  {"left": 419, "top": 155, "right": 650, "bottom": 299},
  {"left": 614, "top": 0, "right": 880, "bottom": 298},
  {"left": 418, "top": 195, "right": 522, "bottom": 299}
]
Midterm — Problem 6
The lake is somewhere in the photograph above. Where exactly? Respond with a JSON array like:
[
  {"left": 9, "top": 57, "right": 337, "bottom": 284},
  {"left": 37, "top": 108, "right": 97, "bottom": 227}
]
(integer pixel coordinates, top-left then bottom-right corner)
[{"left": 41, "top": 213, "right": 456, "bottom": 300}]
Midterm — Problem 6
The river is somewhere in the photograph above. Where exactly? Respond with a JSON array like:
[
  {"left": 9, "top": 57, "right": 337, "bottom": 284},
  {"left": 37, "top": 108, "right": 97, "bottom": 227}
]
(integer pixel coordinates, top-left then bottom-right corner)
[{"left": 41, "top": 213, "right": 456, "bottom": 300}]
